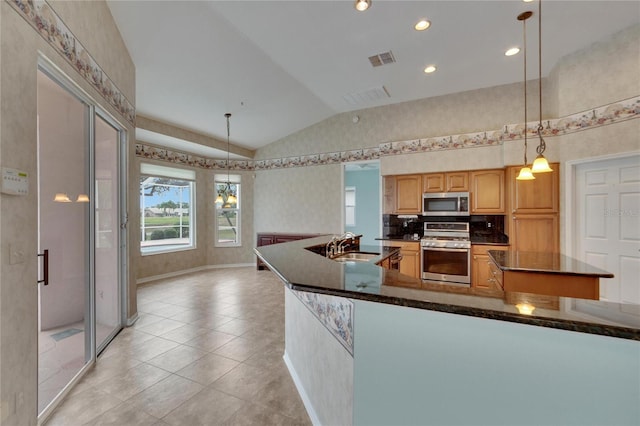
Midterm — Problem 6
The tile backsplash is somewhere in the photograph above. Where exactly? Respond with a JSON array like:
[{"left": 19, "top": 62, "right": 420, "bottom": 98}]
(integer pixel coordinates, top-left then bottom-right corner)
[{"left": 383, "top": 214, "right": 507, "bottom": 242}]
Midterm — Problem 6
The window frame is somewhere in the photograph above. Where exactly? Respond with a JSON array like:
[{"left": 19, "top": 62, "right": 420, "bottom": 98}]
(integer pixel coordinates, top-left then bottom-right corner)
[
  {"left": 140, "top": 164, "right": 196, "bottom": 255},
  {"left": 214, "top": 175, "right": 241, "bottom": 247}
]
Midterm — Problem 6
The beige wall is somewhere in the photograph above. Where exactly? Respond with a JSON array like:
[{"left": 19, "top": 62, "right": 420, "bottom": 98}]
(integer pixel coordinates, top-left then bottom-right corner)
[
  {"left": 0, "top": 1, "right": 134, "bottom": 424},
  {"left": 134, "top": 157, "right": 256, "bottom": 281},
  {"left": 253, "top": 24, "right": 640, "bottom": 245}
]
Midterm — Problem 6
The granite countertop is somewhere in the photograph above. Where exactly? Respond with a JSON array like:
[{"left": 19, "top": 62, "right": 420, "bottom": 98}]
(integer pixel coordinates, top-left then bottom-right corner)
[
  {"left": 255, "top": 235, "right": 639, "bottom": 340},
  {"left": 379, "top": 233, "right": 510, "bottom": 245},
  {"left": 489, "top": 250, "right": 615, "bottom": 277}
]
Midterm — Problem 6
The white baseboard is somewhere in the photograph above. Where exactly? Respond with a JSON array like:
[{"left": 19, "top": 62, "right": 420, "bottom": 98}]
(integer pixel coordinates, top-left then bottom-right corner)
[
  {"left": 283, "top": 351, "right": 321, "bottom": 426},
  {"left": 136, "top": 263, "right": 255, "bottom": 285}
]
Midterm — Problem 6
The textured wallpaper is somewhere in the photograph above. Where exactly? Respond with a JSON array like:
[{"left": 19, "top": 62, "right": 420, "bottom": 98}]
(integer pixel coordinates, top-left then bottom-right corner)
[{"left": 254, "top": 165, "right": 342, "bottom": 235}]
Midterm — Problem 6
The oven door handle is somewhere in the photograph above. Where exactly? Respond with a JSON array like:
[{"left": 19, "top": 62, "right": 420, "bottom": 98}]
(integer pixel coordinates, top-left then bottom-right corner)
[{"left": 422, "top": 247, "right": 469, "bottom": 253}]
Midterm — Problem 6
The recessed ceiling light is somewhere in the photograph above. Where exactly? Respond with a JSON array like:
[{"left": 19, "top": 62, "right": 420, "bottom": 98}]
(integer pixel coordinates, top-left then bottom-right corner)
[
  {"left": 523, "top": 0, "right": 534, "bottom": 2},
  {"left": 414, "top": 20, "right": 431, "bottom": 31},
  {"left": 505, "top": 47, "right": 520, "bottom": 56},
  {"left": 424, "top": 65, "right": 437, "bottom": 74},
  {"left": 354, "top": 0, "right": 371, "bottom": 12}
]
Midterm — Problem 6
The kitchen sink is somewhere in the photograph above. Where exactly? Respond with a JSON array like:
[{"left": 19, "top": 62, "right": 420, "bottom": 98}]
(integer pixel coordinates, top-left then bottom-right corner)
[{"left": 332, "top": 252, "right": 380, "bottom": 262}]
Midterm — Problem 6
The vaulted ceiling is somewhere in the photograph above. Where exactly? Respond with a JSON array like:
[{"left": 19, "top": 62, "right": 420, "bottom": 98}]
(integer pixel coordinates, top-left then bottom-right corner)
[{"left": 107, "top": 1, "right": 640, "bottom": 159}]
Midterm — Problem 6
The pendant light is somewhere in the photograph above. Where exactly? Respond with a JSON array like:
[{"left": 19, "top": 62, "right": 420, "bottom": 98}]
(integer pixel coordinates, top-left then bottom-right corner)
[
  {"left": 215, "top": 113, "right": 237, "bottom": 206},
  {"left": 516, "top": 10, "right": 535, "bottom": 181},
  {"left": 531, "top": 0, "right": 553, "bottom": 173}
]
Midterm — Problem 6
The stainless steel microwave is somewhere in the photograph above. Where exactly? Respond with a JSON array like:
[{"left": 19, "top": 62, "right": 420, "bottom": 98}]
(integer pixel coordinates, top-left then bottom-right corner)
[{"left": 422, "top": 192, "right": 470, "bottom": 216}]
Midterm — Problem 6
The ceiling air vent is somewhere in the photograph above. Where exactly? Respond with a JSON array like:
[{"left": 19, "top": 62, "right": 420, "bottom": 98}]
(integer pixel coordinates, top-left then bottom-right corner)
[
  {"left": 342, "top": 86, "right": 390, "bottom": 106},
  {"left": 368, "top": 51, "right": 396, "bottom": 67}
]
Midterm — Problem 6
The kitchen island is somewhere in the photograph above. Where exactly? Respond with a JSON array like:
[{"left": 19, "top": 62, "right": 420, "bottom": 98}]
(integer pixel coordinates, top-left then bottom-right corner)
[{"left": 255, "top": 236, "right": 640, "bottom": 426}]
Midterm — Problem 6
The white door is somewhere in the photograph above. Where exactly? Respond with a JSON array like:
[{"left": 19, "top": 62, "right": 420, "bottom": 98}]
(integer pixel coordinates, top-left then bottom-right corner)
[{"left": 575, "top": 154, "right": 640, "bottom": 304}]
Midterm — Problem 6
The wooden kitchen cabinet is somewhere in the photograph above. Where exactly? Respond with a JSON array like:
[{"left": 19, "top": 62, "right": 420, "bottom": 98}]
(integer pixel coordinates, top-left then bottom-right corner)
[
  {"left": 470, "top": 169, "right": 505, "bottom": 213},
  {"left": 423, "top": 172, "right": 469, "bottom": 193},
  {"left": 510, "top": 214, "right": 559, "bottom": 254},
  {"left": 423, "top": 173, "right": 445, "bottom": 192},
  {"left": 382, "top": 240, "right": 421, "bottom": 279},
  {"left": 507, "top": 163, "right": 559, "bottom": 214},
  {"left": 395, "top": 175, "right": 422, "bottom": 214},
  {"left": 506, "top": 163, "right": 560, "bottom": 253},
  {"left": 471, "top": 244, "right": 508, "bottom": 289}
]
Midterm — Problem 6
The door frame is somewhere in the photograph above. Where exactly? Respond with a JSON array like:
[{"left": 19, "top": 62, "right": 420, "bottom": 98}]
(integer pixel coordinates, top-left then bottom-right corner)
[
  {"left": 564, "top": 150, "right": 640, "bottom": 258},
  {"left": 563, "top": 150, "right": 639, "bottom": 317},
  {"left": 36, "top": 54, "right": 128, "bottom": 423}
]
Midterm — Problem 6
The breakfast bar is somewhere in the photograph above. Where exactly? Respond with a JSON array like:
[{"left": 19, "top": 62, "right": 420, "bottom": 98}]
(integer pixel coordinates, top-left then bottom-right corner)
[
  {"left": 487, "top": 250, "right": 614, "bottom": 299},
  {"left": 255, "top": 236, "right": 640, "bottom": 426}
]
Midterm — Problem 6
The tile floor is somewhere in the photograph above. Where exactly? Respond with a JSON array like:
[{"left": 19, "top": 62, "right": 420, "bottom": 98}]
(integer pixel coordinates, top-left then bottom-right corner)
[{"left": 45, "top": 267, "right": 311, "bottom": 425}]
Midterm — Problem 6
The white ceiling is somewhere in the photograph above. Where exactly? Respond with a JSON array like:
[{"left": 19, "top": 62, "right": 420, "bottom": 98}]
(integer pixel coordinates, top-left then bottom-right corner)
[{"left": 106, "top": 1, "right": 639, "bottom": 159}]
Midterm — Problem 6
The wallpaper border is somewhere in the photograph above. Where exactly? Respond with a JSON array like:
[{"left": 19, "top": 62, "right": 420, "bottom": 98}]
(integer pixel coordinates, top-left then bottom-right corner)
[
  {"left": 291, "top": 289, "right": 354, "bottom": 356},
  {"left": 8, "top": 0, "right": 136, "bottom": 126},
  {"left": 135, "top": 96, "right": 639, "bottom": 171}
]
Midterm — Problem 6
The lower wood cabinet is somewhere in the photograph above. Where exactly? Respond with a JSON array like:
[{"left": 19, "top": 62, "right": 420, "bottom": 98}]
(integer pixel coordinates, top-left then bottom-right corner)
[
  {"left": 256, "top": 233, "right": 321, "bottom": 270},
  {"left": 471, "top": 244, "right": 509, "bottom": 289},
  {"left": 382, "top": 240, "right": 421, "bottom": 279}
]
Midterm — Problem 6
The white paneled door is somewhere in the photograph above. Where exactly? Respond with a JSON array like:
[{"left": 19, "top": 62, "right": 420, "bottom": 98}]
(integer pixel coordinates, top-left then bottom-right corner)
[{"left": 575, "top": 154, "right": 640, "bottom": 304}]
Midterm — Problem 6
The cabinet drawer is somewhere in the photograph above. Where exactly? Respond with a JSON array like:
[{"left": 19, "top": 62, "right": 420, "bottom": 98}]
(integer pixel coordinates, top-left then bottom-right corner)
[{"left": 488, "top": 259, "right": 503, "bottom": 289}]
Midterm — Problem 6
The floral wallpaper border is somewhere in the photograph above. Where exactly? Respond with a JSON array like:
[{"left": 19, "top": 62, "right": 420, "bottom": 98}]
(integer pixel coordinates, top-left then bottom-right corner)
[
  {"left": 291, "top": 289, "right": 354, "bottom": 356},
  {"left": 136, "top": 96, "right": 639, "bottom": 171},
  {"left": 8, "top": 0, "right": 136, "bottom": 126}
]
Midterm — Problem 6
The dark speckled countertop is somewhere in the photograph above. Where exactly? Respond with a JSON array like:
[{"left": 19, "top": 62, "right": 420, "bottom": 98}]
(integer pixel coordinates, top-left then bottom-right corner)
[
  {"left": 255, "top": 235, "right": 640, "bottom": 340},
  {"left": 489, "top": 250, "right": 615, "bottom": 277}
]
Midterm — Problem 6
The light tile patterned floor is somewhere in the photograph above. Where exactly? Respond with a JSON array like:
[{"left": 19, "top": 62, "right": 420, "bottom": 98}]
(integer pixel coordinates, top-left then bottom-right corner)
[{"left": 45, "top": 267, "right": 311, "bottom": 425}]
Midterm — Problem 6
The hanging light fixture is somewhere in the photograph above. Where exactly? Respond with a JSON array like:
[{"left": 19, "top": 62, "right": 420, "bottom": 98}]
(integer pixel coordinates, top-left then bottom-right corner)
[
  {"left": 531, "top": 0, "right": 553, "bottom": 173},
  {"left": 354, "top": 0, "right": 371, "bottom": 12},
  {"left": 215, "top": 113, "right": 237, "bottom": 206},
  {"left": 516, "top": 10, "right": 535, "bottom": 181}
]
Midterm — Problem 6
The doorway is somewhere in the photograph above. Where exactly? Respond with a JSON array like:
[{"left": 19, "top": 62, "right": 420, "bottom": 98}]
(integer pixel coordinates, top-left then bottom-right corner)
[
  {"left": 573, "top": 153, "right": 640, "bottom": 304},
  {"left": 36, "top": 64, "right": 126, "bottom": 418},
  {"left": 344, "top": 161, "right": 381, "bottom": 246}
]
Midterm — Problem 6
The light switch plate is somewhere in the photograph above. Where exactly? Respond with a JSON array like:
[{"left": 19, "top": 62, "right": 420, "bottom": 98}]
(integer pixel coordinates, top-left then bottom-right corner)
[{"left": 1, "top": 167, "right": 29, "bottom": 196}]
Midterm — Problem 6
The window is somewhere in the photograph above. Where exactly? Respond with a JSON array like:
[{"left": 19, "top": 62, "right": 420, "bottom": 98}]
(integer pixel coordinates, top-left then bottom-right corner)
[
  {"left": 215, "top": 174, "right": 241, "bottom": 247},
  {"left": 140, "top": 164, "right": 195, "bottom": 254},
  {"left": 345, "top": 186, "right": 356, "bottom": 226}
]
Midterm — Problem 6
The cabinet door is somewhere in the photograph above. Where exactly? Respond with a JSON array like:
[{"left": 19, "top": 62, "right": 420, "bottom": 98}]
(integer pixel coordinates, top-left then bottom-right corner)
[
  {"left": 511, "top": 214, "right": 559, "bottom": 253},
  {"left": 257, "top": 235, "right": 274, "bottom": 246},
  {"left": 470, "top": 169, "right": 505, "bottom": 213},
  {"left": 383, "top": 176, "right": 396, "bottom": 214},
  {"left": 446, "top": 172, "right": 469, "bottom": 192},
  {"left": 396, "top": 175, "right": 422, "bottom": 214},
  {"left": 423, "top": 173, "right": 445, "bottom": 193},
  {"left": 508, "top": 164, "right": 559, "bottom": 213},
  {"left": 274, "top": 235, "right": 301, "bottom": 244},
  {"left": 471, "top": 245, "right": 508, "bottom": 288},
  {"left": 399, "top": 246, "right": 420, "bottom": 278}
]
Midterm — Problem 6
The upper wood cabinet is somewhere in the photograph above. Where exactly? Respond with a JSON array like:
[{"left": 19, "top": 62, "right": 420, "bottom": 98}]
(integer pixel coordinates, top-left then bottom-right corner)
[
  {"left": 395, "top": 175, "right": 422, "bottom": 214},
  {"left": 470, "top": 169, "right": 505, "bottom": 214},
  {"left": 507, "top": 163, "right": 559, "bottom": 214},
  {"left": 423, "top": 172, "right": 469, "bottom": 193},
  {"left": 446, "top": 172, "right": 469, "bottom": 192},
  {"left": 423, "top": 173, "right": 445, "bottom": 192}
]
